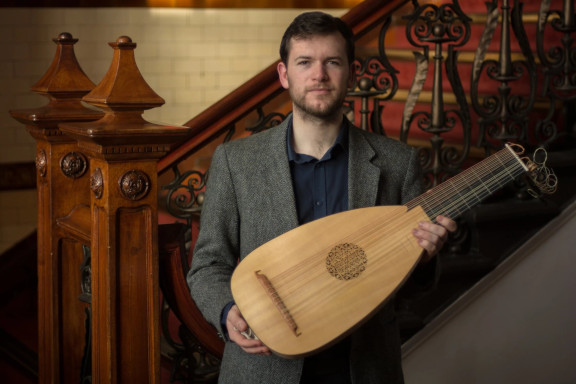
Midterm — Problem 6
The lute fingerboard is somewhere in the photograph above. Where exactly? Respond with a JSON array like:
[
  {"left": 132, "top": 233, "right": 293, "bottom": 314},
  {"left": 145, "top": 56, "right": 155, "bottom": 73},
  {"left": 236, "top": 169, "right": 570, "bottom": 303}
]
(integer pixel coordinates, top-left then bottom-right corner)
[{"left": 406, "top": 144, "right": 528, "bottom": 221}]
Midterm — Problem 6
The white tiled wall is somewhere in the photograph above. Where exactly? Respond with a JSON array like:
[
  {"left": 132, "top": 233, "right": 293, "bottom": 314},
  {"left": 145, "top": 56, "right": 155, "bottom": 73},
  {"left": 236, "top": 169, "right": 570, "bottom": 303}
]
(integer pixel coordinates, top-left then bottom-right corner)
[{"left": 0, "top": 7, "right": 346, "bottom": 252}]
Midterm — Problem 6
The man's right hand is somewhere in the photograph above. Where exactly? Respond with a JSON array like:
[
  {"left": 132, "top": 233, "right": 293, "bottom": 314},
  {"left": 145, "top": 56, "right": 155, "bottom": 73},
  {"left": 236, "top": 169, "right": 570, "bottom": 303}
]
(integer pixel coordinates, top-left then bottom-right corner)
[{"left": 226, "top": 304, "right": 271, "bottom": 355}]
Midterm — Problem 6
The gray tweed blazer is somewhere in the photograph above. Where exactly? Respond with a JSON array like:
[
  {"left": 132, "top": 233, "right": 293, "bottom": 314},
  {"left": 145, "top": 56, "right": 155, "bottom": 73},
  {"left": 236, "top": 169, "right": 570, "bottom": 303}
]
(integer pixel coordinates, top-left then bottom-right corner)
[{"left": 188, "top": 116, "right": 423, "bottom": 384}]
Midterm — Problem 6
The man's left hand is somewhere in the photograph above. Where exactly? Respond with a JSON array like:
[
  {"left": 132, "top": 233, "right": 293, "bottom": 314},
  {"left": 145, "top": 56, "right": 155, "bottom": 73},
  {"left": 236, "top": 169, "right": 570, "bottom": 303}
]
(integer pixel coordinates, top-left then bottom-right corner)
[{"left": 413, "top": 215, "right": 457, "bottom": 263}]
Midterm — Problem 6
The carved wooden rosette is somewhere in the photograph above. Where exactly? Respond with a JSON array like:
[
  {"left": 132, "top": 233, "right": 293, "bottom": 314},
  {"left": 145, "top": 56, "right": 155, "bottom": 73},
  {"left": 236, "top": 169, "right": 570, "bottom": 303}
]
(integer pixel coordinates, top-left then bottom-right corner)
[
  {"left": 91, "top": 168, "right": 104, "bottom": 200},
  {"left": 36, "top": 149, "right": 47, "bottom": 178},
  {"left": 58, "top": 35, "right": 192, "bottom": 384},
  {"left": 119, "top": 170, "right": 150, "bottom": 201},
  {"left": 60, "top": 151, "right": 88, "bottom": 179}
]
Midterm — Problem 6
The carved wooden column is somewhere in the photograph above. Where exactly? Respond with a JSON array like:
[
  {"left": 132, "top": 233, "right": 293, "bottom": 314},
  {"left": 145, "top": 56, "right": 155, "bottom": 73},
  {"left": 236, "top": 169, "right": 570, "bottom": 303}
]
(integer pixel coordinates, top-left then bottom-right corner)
[
  {"left": 60, "top": 36, "right": 191, "bottom": 383},
  {"left": 10, "top": 32, "right": 104, "bottom": 384}
]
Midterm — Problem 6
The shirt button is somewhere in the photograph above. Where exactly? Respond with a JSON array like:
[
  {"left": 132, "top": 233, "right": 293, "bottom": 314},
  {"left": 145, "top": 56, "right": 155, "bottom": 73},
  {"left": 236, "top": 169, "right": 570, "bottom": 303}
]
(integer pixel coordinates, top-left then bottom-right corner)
[{"left": 316, "top": 201, "right": 323, "bottom": 206}]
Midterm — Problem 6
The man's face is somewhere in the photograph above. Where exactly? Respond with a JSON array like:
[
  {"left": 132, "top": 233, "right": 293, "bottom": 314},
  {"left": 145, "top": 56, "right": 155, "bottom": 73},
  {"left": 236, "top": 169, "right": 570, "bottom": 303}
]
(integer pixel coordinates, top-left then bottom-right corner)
[{"left": 277, "top": 32, "right": 353, "bottom": 120}]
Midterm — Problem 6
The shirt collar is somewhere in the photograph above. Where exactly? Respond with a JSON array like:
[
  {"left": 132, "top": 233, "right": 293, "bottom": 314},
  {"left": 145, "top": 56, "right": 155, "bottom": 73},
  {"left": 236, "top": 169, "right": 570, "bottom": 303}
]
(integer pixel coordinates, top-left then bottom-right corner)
[{"left": 286, "top": 116, "right": 349, "bottom": 163}]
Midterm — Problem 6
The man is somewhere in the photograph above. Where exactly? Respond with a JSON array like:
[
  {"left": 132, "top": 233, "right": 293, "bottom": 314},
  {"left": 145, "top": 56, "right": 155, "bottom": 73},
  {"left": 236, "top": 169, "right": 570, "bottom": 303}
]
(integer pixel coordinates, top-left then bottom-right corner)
[{"left": 188, "top": 11, "right": 456, "bottom": 384}]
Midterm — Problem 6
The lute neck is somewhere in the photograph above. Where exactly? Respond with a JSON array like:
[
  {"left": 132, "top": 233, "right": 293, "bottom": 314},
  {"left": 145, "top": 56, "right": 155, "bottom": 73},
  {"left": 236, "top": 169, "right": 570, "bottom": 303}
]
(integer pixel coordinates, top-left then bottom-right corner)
[{"left": 405, "top": 144, "right": 529, "bottom": 221}]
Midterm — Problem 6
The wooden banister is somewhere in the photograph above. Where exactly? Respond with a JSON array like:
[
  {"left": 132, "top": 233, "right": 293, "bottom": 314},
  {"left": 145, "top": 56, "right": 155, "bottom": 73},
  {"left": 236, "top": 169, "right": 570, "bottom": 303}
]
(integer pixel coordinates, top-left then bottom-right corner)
[
  {"left": 158, "top": 0, "right": 410, "bottom": 173},
  {"left": 58, "top": 35, "right": 191, "bottom": 384},
  {"left": 9, "top": 32, "right": 103, "bottom": 384},
  {"left": 12, "top": 32, "right": 193, "bottom": 383}
]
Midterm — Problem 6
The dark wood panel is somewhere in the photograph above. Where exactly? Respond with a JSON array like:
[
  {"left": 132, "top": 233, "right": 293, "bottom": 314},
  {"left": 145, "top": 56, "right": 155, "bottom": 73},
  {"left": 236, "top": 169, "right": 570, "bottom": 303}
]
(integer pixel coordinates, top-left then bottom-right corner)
[{"left": 58, "top": 238, "right": 89, "bottom": 384}]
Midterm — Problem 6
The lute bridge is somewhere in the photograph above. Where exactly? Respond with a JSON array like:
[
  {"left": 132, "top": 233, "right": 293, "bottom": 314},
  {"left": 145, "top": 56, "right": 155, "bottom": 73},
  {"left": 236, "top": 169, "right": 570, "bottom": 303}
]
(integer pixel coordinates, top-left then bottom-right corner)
[{"left": 255, "top": 270, "right": 300, "bottom": 337}]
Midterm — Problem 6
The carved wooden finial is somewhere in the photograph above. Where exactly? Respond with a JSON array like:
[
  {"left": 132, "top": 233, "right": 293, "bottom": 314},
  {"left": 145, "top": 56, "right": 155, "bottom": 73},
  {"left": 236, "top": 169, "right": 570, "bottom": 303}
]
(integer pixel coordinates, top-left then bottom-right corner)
[
  {"left": 31, "top": 32, "right": 96, "bottom": 98},
  {"left": 60, "top": 36, "right": 191, "bottom": 158},
  {"left": 82, "top": 36, "right": 165, "bottom": 112},
  {"left": 10, "top": 32, "right": 103, "bottom": 135}
]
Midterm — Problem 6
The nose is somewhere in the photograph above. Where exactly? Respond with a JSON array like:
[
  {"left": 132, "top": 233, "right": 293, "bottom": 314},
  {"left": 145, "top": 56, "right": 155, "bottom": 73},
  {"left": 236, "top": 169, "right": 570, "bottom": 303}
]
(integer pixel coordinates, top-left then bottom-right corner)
[{"left": 312, "top": 62, "right": 328, "bottom": 82}]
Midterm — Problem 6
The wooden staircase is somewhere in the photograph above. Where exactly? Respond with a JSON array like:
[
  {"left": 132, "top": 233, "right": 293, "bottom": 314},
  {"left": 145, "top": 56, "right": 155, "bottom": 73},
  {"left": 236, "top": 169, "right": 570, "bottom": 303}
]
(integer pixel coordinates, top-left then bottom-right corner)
[{"left": 2, "top": 0, "right": 575, "bottom": 382}]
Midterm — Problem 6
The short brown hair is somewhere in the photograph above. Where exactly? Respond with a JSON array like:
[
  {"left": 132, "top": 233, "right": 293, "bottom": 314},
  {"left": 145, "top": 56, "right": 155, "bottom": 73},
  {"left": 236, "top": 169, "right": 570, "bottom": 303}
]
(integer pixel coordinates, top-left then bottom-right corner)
[{"left": 279, "top": 11, "right": 355, "bottom": 66}]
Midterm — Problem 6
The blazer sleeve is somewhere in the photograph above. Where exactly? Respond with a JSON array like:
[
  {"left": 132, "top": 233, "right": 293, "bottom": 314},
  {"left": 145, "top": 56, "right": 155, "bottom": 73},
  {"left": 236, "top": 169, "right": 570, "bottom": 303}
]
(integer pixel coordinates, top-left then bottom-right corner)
[{"left": 187, "top": 144, "right": 239, "bottom": 335}]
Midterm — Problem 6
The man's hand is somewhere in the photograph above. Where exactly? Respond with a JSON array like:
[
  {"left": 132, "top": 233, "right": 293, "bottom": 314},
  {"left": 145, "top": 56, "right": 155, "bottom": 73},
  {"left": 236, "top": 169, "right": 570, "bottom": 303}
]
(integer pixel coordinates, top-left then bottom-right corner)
[
  {"left": 412, "top": 215, "right": 457, "bottom": 263},
  {"left": 226, "top": 304, "right": 271, "bottom": 355}
]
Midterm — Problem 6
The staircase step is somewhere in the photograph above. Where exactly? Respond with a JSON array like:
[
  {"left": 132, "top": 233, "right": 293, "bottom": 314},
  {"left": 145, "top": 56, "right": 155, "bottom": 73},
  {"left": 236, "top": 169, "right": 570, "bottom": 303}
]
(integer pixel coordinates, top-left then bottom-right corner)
[{"left": 0, "top": 329, "right": 37, "bottom": 383}]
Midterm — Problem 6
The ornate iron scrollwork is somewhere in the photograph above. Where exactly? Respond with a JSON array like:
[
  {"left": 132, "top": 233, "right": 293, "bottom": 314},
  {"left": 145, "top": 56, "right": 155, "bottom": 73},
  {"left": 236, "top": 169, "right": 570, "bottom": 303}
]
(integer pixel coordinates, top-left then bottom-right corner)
[
  {"left": 536, "top": 0, "right": 576, "bottom": 145},
  {"left": 246, "top": 107, "right": 287, "bottom": 134},
  {"left": 348, "top": 16, "right": 399, "bottom": 134},
  {"left": 471, "top": 0, "right": 538, "bottom": 154},
  {"left": 161, "top": 299, "right": 220, "bottom": 383},
  {"left": 162, "top": 167, "right": 207, "bottom": 223},
  {"left": 402, "top": 0, "right": 472, "bottom": 187},
  {"left": 537, "top": 0, "right": 576, "bottom": 100}
]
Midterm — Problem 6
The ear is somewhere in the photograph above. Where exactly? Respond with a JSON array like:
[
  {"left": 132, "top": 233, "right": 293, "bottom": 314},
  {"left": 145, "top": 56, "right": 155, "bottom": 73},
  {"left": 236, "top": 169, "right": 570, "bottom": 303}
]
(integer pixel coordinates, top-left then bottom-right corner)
[{"left": 277, "top": 61, "right": 289, "bottom": 90}]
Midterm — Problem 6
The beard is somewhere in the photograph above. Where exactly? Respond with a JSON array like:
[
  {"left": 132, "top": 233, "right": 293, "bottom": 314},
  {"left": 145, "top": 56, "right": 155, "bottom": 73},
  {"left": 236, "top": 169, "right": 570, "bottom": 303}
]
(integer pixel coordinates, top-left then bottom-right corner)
[{"left": 289, "top": 87, "right": 347, "bottom": 120}]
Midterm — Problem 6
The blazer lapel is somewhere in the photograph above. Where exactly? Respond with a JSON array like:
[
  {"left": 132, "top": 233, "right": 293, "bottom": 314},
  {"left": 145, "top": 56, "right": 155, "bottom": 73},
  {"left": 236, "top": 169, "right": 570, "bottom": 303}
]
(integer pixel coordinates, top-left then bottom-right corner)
[
  {"left": 261, "top": 118, "right": 300, "bottom": 231},
  {"left": 348, "top": 125, "right": 382, "bottom": 209}
]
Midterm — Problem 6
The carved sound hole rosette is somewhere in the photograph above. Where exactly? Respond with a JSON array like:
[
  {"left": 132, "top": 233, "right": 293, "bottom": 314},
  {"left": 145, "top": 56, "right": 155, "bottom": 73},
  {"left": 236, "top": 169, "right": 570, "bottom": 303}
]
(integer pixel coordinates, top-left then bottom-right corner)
[
  {"left": 119, "top": 170, "right": 150, "bottom": 201},
  {"left": 60, "top": 152, "right": 87, "bottom": 179},
  {"left": 326, "top": 243, "right": 367, "bottom": 280}
]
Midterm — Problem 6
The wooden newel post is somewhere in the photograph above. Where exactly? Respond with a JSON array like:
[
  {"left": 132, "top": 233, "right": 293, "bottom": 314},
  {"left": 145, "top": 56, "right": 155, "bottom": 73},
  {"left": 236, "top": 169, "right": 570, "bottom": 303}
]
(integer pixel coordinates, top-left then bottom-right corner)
[
  {"left": 10, "top": 32, "right": 104, "bottom": 384},
  {"left": 60, "top": 36, "right": 191, "bottom": 383}
]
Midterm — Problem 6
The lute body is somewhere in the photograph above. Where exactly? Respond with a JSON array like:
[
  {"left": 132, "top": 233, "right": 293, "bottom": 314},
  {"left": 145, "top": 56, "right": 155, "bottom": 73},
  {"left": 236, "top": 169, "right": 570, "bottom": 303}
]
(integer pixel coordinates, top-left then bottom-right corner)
[
  {"left": 231, "top": 144, "right": 539, "bottom": 358},
  {"left": 232, "top": 205, "right": 427, "bottom": 358}
]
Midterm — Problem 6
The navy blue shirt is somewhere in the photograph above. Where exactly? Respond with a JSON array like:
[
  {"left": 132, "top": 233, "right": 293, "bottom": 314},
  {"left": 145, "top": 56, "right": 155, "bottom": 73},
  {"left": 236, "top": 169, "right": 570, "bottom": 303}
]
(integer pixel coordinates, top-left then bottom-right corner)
[
  {"left": 287, "top": 119, "right": 349, "bottom": 224},
  {"left": 287, "top": 118, "right": 352, "bottom": 382}
]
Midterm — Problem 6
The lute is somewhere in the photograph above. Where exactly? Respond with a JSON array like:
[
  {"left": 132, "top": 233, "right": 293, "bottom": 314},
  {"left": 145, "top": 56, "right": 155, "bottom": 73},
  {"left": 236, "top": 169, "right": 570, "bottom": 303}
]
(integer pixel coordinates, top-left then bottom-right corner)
[{"left": 230, "top": 144, "right": 556, "bottom": 358}]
